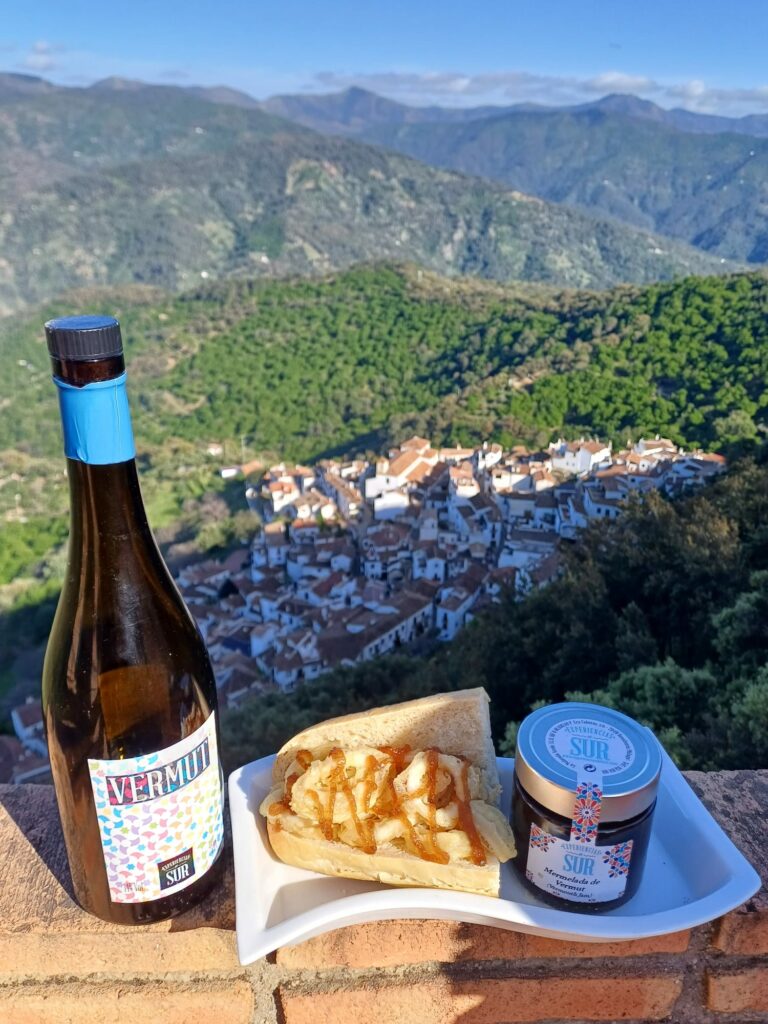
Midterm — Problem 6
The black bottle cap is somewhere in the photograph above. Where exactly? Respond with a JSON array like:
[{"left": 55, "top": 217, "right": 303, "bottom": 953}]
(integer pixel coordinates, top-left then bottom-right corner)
[{"left": 45, "top": 315, "right": 123, "bottom": 361}]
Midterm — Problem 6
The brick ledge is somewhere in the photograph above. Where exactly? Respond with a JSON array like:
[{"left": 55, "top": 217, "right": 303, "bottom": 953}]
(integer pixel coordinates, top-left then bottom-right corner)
[{"left": 1, "top": 771, "right": 766, "bottom": 1024}]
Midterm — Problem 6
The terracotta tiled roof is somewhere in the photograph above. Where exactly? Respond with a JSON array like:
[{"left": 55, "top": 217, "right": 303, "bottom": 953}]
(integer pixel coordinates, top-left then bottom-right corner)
[
  {"left": 449, "top": 463, "right": 476, "bottom": 483},
  {"left": 530, "top": 551, "right": 562, "bottom": 585},
  {"left": 265, "top": 531, "right": 288, "bottom": 548},
  {"left": 691, "top": 452, "right": 726, "bottom": 464},
  {"left": 403, "top": 460, "right": 434, "bottom": 485},
  {"left": 13, "top": 701, "right": 43, "bottom": 730},
  {"left": 399, "top": 436, "right": 432, "bottom": 453},
  {"left": 582, "top": 440, "right": 611, "bottom": 455},
  {"left": 419, "top": 462, "right": 450, "bottom": 491},
  {"left": 534, "top": 492, "right": 558, "bottom": 509},
  {"left": 311, "top": 571, "right": 345, "bottom": 597},
  {"left": 507, "top": 528, "right": 560, "bottom": 547},
  {"left": 409, "top": 578, "right": 442, "bottom": 598},
  {"left": 386, "top": 450, "right": 421, "bottom": 478},
  {"left": 490, "top": 566, "right": 517, "bottom": 583}
]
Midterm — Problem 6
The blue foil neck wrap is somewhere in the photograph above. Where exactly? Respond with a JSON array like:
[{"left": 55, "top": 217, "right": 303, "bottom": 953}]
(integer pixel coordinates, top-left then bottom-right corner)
[{"left": 53, "top": 372, "right": 136, "bottom": 465}]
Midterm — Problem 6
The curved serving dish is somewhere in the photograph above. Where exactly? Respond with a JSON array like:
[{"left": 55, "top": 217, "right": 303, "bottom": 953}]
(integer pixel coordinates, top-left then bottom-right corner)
[{"left": 228, "top": 749, "right": 760, "bottom": 965}]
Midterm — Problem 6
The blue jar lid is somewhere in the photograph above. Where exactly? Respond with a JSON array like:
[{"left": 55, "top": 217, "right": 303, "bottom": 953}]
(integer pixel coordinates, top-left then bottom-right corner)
[{"left": 515, "top": 702, "right": 662, "bottom": 822}]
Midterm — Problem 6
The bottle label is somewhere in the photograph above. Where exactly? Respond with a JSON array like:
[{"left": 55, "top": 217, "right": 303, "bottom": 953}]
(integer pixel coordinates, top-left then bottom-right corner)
[
  {"left": 87, "top": 713, "right": 224, "bottom": 904},
  {"left": 525, "top": 824, "right": 633, "bottom": 903},
  {"left": 54, "top": 372, "right": 136, "bottom": 465}
]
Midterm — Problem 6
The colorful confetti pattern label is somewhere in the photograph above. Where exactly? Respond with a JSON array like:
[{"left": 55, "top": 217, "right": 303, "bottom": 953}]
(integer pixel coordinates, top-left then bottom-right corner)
[{"left": 88, "top": 713, "right": 224, "bottom": 903}]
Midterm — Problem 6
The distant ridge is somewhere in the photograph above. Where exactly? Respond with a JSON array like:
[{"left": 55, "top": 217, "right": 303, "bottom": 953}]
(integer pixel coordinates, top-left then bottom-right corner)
[
  {"left": 0, "top": 74, "right": 733, "bottom": 314},
  {"left": 262, "top": 87, "right": 768, "bottom": 263},
  {"left": 261, "top": 86, "right": 530, "bottom": 132},
  {"left": 90, "top": 75, "right": 263, "bottom": 109},
  {"left": 263, "top": 85, "right": 768, "bottom": 138},
  {"left": 0, "top": 72, "right": 58, "bottom": 100},
  {"left": 89, "top": 76, "right": 148, "bottom": 91}
]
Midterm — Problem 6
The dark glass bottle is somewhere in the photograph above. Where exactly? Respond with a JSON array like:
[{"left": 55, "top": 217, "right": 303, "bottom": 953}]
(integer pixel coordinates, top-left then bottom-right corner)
[{"left": 42, "top": 316, "right": 225, "bottom": 925}]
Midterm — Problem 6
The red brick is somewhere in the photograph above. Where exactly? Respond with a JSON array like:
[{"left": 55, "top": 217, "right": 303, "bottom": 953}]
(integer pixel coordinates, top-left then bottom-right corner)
[
  {"left": 708, "top": 967, "right": 768, "bottom": 1013},
  {"left": 277, "top": 919, "right": 690, "bottom": 969},
  {"left": 713, "top": 907, "right": 768, "bottom": 955},
  {"left": 279, "top": 976, "right": 683, "bottom": 1023},
  {"left": 0, "top": 981, "right": 253, "bottom": 1024},
  {"left": 0, "top": 930, "right": 239, "bottom": 979}
]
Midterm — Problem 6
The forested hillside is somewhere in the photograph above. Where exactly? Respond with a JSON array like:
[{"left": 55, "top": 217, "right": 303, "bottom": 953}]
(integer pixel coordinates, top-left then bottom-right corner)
[
  {"left": 2, "top": 265, "right": 768, "bottom": 711},
  {"left": 3, "top": 265, "right": 768, "bottom": 584}
]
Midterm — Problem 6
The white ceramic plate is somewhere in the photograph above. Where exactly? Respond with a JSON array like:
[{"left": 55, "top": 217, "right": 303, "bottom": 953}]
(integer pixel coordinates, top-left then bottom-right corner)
[{"left": 228, "top": 749, "right": 760, "bottom": 965}]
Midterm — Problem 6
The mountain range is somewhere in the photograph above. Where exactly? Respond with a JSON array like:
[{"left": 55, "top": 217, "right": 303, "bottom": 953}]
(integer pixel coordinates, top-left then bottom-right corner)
[
  {"left": 0, "top": 74, "right": 736, "bottom": 313},
  {"left": 263, "top": 87, "right": 768, "bottom": 264},
  {"left": 263, "top": 86, "right": 768, "bottom": 139}
]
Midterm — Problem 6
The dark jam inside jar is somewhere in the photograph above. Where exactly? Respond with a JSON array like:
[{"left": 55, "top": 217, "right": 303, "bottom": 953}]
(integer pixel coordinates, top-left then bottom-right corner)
[{"left": 511, "top": 772, "right": 655, "bottom": 912}]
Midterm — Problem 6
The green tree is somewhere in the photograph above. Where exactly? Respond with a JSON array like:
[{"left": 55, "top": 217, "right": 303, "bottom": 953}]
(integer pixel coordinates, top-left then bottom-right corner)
[
  {"left": 615, "top": 602, "right": 658, "bottom": 672},
  {"left": 728, "top": 672, "right": 768, "bottom": 765},
  {"left": 712, "top": 571, "right": 768, "bottom": 676}
]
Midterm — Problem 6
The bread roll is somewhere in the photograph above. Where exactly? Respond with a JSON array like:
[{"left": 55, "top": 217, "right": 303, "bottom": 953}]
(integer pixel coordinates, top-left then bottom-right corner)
[
  {"left": 272, "top": 688, "right": 501, "bottom": 802},
  {"left": 260, "top": 688, "right": 514, "bottom": 897}
]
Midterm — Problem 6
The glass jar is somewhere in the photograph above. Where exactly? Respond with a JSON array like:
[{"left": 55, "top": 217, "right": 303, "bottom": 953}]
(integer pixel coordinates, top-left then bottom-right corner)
[{"left": 510, "top": 703, "right": 661, "bottom": 911}]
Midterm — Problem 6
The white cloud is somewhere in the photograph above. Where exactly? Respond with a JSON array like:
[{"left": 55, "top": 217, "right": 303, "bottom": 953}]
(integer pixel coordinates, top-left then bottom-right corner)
[
  {"left": 665, "top": 80, "right": 768, "bottom": 113},
  {"left": 309, "top": 69, "right": 768, "bottom": 117},
  {"left": 671, "top": 79, "right": 708, "bottom": 101},
  {"left": 10, "top": 45, "right": 768, "bottom": 119},
  {"left": 583, "top": 71, "right": 656, "bottom": 94},
  {"left": 20, "top": 40, "right": 63, "bottom": 72},
  {"left": 312, "top": 69, "right": 577, "bottom": 104}
]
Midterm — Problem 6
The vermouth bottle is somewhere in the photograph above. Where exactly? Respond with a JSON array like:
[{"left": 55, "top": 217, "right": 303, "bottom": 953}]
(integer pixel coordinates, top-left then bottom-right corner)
[{"left": 42, "top": 315, "right": 225, "bottom": 924}]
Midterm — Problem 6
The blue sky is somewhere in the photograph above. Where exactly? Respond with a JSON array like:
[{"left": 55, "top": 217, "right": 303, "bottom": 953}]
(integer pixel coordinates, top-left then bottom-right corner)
[{"left": 3, "top": 0, "right": 768, "bottom": 114}]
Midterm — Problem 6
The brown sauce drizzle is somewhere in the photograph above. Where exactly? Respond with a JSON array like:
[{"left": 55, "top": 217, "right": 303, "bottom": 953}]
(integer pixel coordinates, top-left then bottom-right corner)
[
  {"left": 296, "top": 749, "right": 313, "bottom": 770},
  {"left": 456, "top": 759, "right": 487, "bottom": 866},
  {"left": 436, "top": 778, "right": 456, "bottom": 809},
  {"left": 360, "top": 754, "right": 378, "bottom": 815},
  {"left": 280, "top": 743, "right": 487, "bottom": 866},
  {"left": 310, "top": 747, "right": 376, "bottom": 854},
  {"left": 285, "top": 773, "right": 300, "bottom": 803},
  {"left": 376, "top": 746, "right": 449, "bottom": 865},
  {"left": 418, "top": 748, "right": 450, "bottom": 864},
  {"left": 306, "top": 787, "right": 331, "bottom": 839},
  {"left": 378, "top": 745, "right": 411, "bottom": 773}
]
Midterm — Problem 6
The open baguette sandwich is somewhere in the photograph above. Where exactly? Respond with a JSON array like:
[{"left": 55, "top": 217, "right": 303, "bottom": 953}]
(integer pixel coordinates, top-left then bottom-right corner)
[{"left": 258, "top": 688, "right": 516, "bottom": 897}]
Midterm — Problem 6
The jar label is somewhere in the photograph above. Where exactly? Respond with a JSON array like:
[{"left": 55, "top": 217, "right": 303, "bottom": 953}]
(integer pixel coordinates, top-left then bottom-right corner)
[
  {"left": 87, "top": 713, "right": 224, "bottom": 903},
  {"left": 545, "top": 716, "right": 636, "bottom": 776},
  {"left": 526, "top": 824, "right": 633, "bottom": 903}
]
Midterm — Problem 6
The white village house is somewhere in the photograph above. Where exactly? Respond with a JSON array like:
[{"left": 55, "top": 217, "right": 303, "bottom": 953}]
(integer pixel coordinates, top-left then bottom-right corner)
[{"left": 174, "top": 433, "right": 725, "bottom": 705}]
